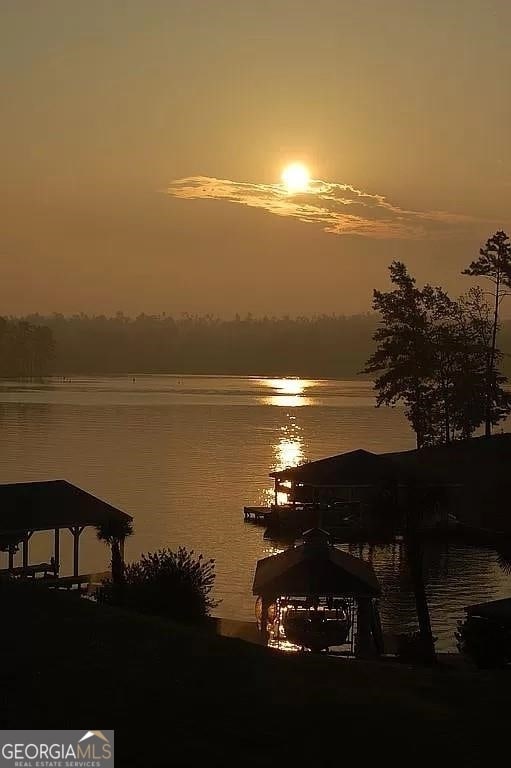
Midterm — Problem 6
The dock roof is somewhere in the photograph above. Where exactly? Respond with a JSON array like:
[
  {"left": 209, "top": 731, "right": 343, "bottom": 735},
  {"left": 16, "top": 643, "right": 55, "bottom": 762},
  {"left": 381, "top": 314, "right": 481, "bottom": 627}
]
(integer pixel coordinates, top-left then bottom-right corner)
[
  {"left": 386, "top": 433, "right": 511, "bottom": 486},
  {"left": 466, "top": 597, "right": 511, "bottom": 627},
  {"left": 270, "top": 449, "right": 399, "bottom": 486},
  {"left": 0, "top": 480, "right": 132, "bottom": 535},
  {"left": 253, "top": 528, "right": 380, "bottom": 599}
]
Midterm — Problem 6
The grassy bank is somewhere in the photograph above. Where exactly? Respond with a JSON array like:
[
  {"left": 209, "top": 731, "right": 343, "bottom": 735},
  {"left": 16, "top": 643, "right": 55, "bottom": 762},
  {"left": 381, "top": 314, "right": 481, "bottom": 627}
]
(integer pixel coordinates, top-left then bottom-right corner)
[{"left": 1, "top": 587, "right": 509, "bottom": 766}]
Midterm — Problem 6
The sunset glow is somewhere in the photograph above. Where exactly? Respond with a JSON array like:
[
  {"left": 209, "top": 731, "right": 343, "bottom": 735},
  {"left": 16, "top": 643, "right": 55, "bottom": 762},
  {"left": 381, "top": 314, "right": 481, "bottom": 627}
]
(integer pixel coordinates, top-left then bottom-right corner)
[
  {"left": 259, "top": 378, "right": 314, "bottom": 407},
  {"left": 3, "top": 0, "right": 511, "bottom": 750},
  {"left": 281, "top": 163, "right": 310, "bottom": 194}
]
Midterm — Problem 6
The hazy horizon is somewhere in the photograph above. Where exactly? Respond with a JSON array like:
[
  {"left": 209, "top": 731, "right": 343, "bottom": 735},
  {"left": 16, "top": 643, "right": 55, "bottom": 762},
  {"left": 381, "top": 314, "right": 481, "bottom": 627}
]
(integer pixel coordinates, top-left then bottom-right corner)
[{"left": 2, "top": 1, "right": 510, "bottom": 316}]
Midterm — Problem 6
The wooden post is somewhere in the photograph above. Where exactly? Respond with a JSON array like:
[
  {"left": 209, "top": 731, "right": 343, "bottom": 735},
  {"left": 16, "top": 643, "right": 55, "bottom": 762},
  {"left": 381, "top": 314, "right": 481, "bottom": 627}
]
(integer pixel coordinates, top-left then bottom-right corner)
[
  {"left": 355, "top": 597, "right": 375, "bottom": 659},
  {"left": 22, "top": 533, "right": 32, "bottom": 570},
  {"left": 8, "top": 546, "right": 14, "bottom": 571},
  {"left": 54, "top": 528, "right": 60, "bottom": 575},
  {"left": 260, "top": 596, "right": 270, "bottom": 645},
  {"left": 371, "top": 600, "right": 384, "bottom": 656},
  {"left": 69, "top": 526, "right": 84, "bottom": 577},
  {"left": 73, "top": 529, "right": 79, "bottom": 577},
  {"left": 22, "top": 531, "right": 34, "bottom": 571}
]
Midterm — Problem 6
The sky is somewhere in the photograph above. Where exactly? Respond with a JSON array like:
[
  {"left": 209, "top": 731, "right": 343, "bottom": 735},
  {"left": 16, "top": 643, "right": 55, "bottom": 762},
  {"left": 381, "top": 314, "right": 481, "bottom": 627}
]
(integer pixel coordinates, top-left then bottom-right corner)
[{"left": 1, "top": 0, "right": 510, "bottom": 317}]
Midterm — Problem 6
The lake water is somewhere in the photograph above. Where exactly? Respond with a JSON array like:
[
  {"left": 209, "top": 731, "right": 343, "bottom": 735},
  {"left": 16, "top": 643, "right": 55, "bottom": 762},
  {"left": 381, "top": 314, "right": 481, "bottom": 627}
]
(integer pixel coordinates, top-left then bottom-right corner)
[{"left": 1, "top": 375, "right": 510, "bottom": 651}]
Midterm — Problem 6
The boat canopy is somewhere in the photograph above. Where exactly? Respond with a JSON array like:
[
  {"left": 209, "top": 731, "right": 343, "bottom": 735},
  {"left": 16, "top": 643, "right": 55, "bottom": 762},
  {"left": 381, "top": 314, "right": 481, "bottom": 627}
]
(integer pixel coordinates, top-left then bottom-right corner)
[{"left": 253, "top": 528, "right": 380, "bottom": 600}]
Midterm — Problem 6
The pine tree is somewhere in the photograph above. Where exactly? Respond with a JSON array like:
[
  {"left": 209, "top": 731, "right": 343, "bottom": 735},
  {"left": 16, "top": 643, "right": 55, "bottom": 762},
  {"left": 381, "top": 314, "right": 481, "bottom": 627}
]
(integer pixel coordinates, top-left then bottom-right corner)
[{"left": 463, "top": 231, "right": 511, "bottom": 436}]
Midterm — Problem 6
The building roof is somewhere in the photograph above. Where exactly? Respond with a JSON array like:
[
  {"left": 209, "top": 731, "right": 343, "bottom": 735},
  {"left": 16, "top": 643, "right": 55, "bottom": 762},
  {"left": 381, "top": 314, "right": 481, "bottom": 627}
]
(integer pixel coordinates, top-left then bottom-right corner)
[
  {"left": 0, "top": 480, "right": 132, "bottom": 535},
  {"left": 387, "top": 433, "right": 511, "bottom": 486},
  {"left": 270, "top": 449, "right": 399, "bottom": 487},
  {"left": 466, "top": 597, "right": 511, "bottom": 626},
  {"left": 253, "top": 528, "right": 381, "bottom": 599}
]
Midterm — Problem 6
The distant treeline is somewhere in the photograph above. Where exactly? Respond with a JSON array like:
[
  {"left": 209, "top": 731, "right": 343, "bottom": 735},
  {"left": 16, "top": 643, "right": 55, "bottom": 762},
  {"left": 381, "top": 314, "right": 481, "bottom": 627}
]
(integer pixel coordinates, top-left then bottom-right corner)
[
  {"left": 20, "top": 313, "right": 377, "bottom": 377},
  {"left": 0, "top": 318, "right": 54, "bottom": 378},
  {"left": 3, "top": 312, "right": 511, "bottom": 379}
]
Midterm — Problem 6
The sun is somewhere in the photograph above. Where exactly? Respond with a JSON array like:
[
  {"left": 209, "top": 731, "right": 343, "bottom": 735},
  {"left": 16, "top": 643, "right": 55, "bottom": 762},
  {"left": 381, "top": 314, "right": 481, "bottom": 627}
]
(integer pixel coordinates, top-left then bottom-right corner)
[{"left": 281, "top": 162, "right": 310, "bottom": 193}]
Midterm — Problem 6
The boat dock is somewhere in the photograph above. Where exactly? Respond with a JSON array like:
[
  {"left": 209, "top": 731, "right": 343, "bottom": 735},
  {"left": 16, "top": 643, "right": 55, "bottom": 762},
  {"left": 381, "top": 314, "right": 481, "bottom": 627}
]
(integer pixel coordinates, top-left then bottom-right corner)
[{"left": 243, "top": 506, "right": 272, "bottom": 523}]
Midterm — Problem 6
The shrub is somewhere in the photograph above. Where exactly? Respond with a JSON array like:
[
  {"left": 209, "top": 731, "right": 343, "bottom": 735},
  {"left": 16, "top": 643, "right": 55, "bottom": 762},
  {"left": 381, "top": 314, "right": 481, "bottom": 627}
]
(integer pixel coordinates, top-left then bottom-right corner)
[
  {"left": 396, "top": 631, "right": 437, "bottom": 663},
  {"left": 99, "top": 547, "right": 218, "bottom": 623}
]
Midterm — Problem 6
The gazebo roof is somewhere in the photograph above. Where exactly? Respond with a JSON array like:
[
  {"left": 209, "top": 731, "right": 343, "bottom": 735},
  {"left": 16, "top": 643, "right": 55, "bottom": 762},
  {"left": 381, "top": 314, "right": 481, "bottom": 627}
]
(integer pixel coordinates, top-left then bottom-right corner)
[
  {"left": 0, "top": 480, "right": 132, "bottom": 535},
  {"left": 253, "top": 528, "right": 380, "bottom": 599}
]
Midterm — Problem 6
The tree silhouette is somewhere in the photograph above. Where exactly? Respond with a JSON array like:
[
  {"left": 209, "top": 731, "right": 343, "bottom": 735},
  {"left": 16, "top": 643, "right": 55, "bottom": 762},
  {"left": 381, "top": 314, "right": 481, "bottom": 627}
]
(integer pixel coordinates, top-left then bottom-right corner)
[
  {"left": 402, "top": 484, "right": 438, "bottom": 664},
  {"left": 0, "top": 317, "right": 54, "bottom": 378},
  {"left": 7, "top": 309, "right": 511, "bottom": 380},
  {"left": 363, "top": 262, "right": 437, "bottom": 448},
  {"left": 96, "top": 517, "right": 134, "bottom": 586},
  {"left": 463, "top": 231, "right": 511, "bottom": 436},
  {"left": 365, "top": 262, "right": 511, "bottom": 447},
  {"left": 369, "top": 481, "right": 437, "bottom": 664}
]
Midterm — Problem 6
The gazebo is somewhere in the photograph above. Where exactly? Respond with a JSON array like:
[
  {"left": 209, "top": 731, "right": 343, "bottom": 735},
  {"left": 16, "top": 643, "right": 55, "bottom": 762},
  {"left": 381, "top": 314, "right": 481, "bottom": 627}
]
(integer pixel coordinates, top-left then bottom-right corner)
[
  {"left": 0, "top": 480, "right": 133, "bottom": 587},
  {"left": 253, "top": 528, "right": 383, "bottom": 656}
]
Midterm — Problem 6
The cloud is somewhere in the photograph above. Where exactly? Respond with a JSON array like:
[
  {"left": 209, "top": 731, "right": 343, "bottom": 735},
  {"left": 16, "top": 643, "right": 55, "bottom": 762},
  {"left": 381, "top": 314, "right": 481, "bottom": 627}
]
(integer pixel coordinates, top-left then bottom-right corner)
[{"left": 167, "top": 176, "right": 477, "bottom": 240}]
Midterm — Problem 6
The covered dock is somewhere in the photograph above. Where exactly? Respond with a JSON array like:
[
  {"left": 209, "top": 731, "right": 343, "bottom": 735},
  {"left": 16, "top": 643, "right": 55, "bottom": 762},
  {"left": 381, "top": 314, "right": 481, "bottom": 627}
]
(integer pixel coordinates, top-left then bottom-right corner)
[
  {"left": 268, "top": 449, "right": 401, "bottom": 534},
  {"left": 263, "top": 447, "right": 459, "bottom": 535},
  {"left": 253, "top": 528, "right": 383, "bottom": 657},
  {"left": 0, "top": 480, "right": 133, "bottom": 588},
  {"left": 270, "top": 449, "right": 399, "bottom": 505}
]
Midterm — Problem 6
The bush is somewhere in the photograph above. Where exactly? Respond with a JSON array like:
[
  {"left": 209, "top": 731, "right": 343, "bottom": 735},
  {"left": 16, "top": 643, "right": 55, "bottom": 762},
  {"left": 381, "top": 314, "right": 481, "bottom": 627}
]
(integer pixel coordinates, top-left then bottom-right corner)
[
  {"left": 98, "top": 547, "right": 218, "bottom": 623},
  {"left": 396, "top": 631, "right": 437, "bottom": 663},
  {"left": 456, "top": 616, "right": 511, "bottom": 669}
]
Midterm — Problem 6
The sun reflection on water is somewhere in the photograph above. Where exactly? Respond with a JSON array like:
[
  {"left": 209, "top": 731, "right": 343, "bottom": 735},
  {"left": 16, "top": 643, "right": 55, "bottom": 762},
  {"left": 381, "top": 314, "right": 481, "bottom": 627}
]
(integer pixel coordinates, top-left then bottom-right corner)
[
  {"left": 276, "top": 428, "right": 304, "bottom": 470},
  {"left": 266, "top": 379, "right": 312, "bottom": 396},
  {"left": 258, "top": 378, "right": 315, "bottom": 407},
  {"left": 260, "top": 409, "right": 306, "bottom": 506}
]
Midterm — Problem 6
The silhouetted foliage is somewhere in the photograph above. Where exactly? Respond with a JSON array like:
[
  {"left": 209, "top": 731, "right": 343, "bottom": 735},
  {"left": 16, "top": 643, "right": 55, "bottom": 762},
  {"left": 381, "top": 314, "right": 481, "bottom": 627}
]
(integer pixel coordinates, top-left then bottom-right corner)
[
  {"left": 0, "top": 317, "right": 54, "bottom": 378},
  {"left": 99, "top": 547, "right": 218, "bottom": 623},
  {"left": 463, "top": 230, "right": 511, "bottom": 436},
  {"left": 96, "top": 517, "right": 134, "bottom": 586},
  {"left": 396, "top": 632, "right": 429, "bottom": 663},
  {"left": 7, "top": 309, "right": 511, "bottom": 380},
  {"left": 21, "top": 312, "right": 377, "bottom": 377},
  {"left": 364, "top": 261, "right": 511, "bottom": 447}
]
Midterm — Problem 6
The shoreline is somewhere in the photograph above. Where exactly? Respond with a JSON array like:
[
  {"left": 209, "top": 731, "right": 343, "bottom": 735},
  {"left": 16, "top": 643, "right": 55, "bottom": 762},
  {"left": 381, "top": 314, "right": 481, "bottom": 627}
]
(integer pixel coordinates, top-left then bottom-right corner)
[{"left": 3, "top": 587, "right": 510, "bottom": 764}]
